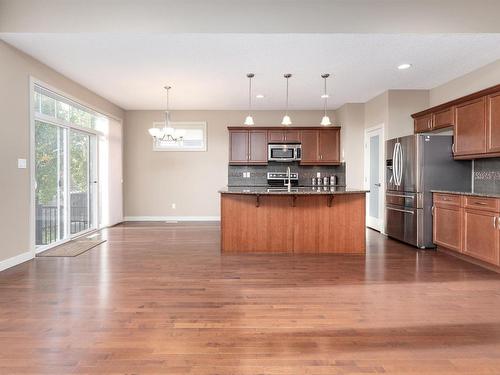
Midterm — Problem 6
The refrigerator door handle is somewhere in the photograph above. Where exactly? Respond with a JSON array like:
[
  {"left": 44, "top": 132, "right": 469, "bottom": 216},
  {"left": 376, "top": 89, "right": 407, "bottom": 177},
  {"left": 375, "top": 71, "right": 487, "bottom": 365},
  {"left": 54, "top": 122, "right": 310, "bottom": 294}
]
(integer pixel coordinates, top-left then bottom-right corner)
[
  {"left": 392, "top": 143, "right": 398, "bottom": 186},
  {"left": 398, "top": 143, "right": 402, "bottom": 186},
  {"left": 387, "top": 206, "right": 415, "bottom": 215}
]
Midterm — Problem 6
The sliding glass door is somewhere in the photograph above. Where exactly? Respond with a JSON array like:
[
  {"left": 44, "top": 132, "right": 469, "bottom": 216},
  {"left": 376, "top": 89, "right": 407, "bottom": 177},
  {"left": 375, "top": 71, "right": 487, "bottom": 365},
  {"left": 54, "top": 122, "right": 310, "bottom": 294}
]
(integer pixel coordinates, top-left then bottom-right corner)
[
  {"left": 35, "top": 123, "right": 98, "bottom": 248},
  {"left": 69, "top": 129, "right": 97, "bottom": 235},
  {"left": 35, "top": 121, "right": 67, "bottom": 246}
]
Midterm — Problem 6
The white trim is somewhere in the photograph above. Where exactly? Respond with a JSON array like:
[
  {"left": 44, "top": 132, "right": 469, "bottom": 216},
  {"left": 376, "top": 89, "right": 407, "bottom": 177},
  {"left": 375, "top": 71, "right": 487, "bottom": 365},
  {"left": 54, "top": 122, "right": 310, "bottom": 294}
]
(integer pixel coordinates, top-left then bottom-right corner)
[
  {"left": 364, "top": 123, "right": 386, "bottom": 233},
  {"left": 0, "top": 251, "right": 34, "bottom": 273},
  {"left": 124, "top": 216, "right": 220, "bottom": 222}
]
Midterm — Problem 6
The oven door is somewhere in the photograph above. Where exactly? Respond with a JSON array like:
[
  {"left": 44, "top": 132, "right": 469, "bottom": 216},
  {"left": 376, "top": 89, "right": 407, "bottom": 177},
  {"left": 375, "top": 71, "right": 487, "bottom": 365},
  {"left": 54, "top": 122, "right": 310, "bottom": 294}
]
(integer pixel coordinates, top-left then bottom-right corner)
[{"left": 268, "top": 145, "right": 296, "bottom": 161}]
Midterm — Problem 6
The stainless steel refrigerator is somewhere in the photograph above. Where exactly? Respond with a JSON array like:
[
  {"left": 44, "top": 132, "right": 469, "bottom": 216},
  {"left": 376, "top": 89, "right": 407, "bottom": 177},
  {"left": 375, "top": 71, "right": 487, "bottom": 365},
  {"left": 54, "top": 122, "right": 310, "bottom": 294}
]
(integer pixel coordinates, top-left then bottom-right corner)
[{"left": 385, "top": 134, "right": 471, "bottom": 248}]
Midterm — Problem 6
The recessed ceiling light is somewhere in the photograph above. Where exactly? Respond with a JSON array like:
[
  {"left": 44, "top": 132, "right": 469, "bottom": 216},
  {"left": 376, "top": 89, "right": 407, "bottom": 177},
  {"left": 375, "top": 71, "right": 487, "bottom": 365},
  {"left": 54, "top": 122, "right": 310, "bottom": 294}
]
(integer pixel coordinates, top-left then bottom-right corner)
[
  {"left": 398, "top": 63, "right": 412, "bottom": 70},
  {"left": 256, "top": 94, "right": 265, "bottom": 99},
  {"left": 321, "top": 94, "right": 329, "bottom": 98}
]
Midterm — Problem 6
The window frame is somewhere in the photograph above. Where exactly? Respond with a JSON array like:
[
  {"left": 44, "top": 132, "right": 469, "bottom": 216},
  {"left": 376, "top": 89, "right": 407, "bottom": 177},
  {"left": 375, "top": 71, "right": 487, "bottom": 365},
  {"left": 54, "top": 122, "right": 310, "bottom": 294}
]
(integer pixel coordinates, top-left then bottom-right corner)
[{"left": 152, "top": 121, "right": 208, "bottom": 152}]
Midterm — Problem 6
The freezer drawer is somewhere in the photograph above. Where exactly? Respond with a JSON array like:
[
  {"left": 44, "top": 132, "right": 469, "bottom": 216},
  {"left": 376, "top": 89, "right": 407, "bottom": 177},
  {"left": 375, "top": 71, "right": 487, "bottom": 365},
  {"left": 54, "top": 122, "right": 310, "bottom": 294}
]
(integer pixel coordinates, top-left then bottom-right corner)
[
  {"left": 386, "top": 205, "right": 423, "bottom": 247},
  {"left": 386, "top": 191, "right": 422, "bottom": 209}
]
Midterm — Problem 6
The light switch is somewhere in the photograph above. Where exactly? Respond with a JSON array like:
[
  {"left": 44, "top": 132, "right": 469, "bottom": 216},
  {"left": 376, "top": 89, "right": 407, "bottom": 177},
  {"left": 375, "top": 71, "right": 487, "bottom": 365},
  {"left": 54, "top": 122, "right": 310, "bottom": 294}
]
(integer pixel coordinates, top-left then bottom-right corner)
[{"left": 17, "top": 159, "right": 27, "bottom": 169}]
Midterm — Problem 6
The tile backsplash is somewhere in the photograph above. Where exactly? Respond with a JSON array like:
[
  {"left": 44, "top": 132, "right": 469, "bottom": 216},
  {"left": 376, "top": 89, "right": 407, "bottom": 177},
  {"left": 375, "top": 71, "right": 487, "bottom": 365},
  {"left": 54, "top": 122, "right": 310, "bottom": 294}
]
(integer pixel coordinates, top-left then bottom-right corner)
[
  {"left": 474, "top": 158, "right": 500, "bottom": 194},
  {"left": 228, "top": 162, "right": 346, "bottom": 186}
]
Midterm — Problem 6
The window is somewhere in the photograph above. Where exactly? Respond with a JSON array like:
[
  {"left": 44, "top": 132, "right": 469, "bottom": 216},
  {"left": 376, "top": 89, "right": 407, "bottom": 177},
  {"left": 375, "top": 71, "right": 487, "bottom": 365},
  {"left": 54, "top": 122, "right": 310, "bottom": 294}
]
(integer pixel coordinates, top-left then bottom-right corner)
[
  {"left": 153, "top": 122, "right": 207, "bottom": 152},
  {"left": 34, "top": 85, "right": 108, "bottom": 131}
]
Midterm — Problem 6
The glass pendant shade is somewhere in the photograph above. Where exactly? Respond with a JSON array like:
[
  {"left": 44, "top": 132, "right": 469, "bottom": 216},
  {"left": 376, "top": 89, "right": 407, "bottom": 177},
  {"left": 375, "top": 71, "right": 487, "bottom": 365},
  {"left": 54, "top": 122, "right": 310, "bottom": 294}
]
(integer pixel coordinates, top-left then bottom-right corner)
[
  {"left": 244, "top": 115, "right": 254, "bottom": 125},
  {"left": 320, "top": 115, "right": 331, "bottom": 126},
  {"left": 281, "top": 115, "right": 292, "bottom": 126},
  {"left": 244, "top": 73, "right": 255, "bottom": 125}
]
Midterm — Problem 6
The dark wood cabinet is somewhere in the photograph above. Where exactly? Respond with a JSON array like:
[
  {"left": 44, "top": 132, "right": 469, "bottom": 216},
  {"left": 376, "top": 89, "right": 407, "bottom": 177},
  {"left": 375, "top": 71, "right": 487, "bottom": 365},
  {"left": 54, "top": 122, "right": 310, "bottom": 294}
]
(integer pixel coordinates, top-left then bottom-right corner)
[
  {"left": 432, "top": 107, "right": 454, "bottom": 130},
  {"left": 267, "top": 130, "right": 301, "bottom": 143},
  {"left": 228, "top": 130, "right": 267, "bottom": 165},
  {"left": 487, "top": 92, "right": 500, "bottom": 153},
  {"left": 229, "top": 126, "right": 340, "bottom": 166},
  {"left": 300, "top": 130, "right": 319, "bottom": 164},
  {"left": 319, "top": 129, "right": 340, "bottom": 163},
  {"left": 248, "top": 131, "right": 267, "bottom": 163},
  {"left": 229, "top": 130, "right": 249, "bottom": 164},
  {"left": 454, "top": 97, "right": 487, "bottom": 156},
  {"left": 414, "top": 114, "right": 432, "bottom": 133},
  {"left": 463, "top": 208, "right": 499, "bottom": 265},
  {"left": 300, "top": 128, "right": 340, "bottom": 165}
]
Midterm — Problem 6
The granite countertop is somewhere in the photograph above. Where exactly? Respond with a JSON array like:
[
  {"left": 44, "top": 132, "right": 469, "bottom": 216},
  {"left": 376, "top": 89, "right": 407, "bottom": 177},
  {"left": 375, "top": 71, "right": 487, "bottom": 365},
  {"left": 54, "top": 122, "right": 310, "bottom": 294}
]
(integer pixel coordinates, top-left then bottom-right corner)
[
  {"left": 219, "top": 186, "right": 369, "bottom": 195},
  {"left": 431, "top": 190, "right": 500, "bottom": 198}
]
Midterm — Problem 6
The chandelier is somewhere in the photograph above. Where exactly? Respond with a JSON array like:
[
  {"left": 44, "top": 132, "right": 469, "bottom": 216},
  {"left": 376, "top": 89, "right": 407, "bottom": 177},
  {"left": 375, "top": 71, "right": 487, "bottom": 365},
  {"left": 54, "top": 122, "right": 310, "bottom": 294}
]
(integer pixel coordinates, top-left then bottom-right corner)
[{"left": 148, "top": 86, "right": 184, "bottom": 144}]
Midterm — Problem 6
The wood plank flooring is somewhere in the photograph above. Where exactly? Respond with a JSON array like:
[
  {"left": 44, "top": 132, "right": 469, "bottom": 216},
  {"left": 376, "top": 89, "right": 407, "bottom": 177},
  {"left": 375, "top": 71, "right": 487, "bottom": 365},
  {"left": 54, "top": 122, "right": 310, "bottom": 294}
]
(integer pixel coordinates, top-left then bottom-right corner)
[{"left": 1, "top": 222, "right": 500, "bottom": 374}]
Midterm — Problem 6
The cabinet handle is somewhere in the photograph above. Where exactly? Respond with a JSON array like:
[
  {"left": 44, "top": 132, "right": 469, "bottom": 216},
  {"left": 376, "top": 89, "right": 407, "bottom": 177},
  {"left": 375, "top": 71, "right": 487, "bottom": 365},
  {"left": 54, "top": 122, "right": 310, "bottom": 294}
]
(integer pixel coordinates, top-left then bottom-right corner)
[
  {"left": 428, "top": 119, "right": 432, "bottom": 129},
  {"left": 432, "top": 206, "right": 435, "bottom": 215},
  {"left": 473, "top": 201, "right": 487, "bottom": 206},
  {"left": 494, "top": 217, "right": 497, "bottom": 229},
  {"left": 452, "top": 143, "right": 455, "bottom": 153}
]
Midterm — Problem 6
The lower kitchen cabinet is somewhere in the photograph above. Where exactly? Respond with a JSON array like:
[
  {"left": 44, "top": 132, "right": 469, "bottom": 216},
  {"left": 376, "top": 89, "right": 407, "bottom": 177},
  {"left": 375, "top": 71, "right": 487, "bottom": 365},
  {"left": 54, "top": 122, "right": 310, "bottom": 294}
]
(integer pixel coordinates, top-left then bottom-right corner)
[
  {"left": 463, "top": 209, "right": 500, "bottom": 265},
  {"left": 433, "top": 192, "right": 500, "bottom": 268},
  {"left": 433, "top": 205, "right": 462, "bottom": 252}
]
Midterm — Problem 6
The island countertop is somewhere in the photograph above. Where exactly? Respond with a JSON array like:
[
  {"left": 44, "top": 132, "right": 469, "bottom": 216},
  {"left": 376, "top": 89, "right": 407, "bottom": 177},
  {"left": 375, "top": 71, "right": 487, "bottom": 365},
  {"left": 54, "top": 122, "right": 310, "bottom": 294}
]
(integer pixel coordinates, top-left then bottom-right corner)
[{"left": 219, "top": 186, "right": 369, "bottom": 195}]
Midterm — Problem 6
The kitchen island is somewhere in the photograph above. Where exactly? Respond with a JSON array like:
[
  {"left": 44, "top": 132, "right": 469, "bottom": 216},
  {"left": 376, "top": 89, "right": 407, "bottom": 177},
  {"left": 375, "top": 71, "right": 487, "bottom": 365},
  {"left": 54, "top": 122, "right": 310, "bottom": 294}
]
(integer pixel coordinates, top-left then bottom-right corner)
[{"left": 220, "top": 186, "right": 368, "bottom": 254}]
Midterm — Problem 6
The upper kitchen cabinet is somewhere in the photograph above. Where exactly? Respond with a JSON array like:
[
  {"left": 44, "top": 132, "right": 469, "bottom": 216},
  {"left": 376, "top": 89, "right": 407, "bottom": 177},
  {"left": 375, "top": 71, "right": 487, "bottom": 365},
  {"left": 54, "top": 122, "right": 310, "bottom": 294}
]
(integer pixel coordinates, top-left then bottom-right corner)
[
  {"left": 414, "top": 113, "right": 432, "bottom": 133},
  {"left": 454, "top": 97, "right": 487, "bottom": 157},
  {"left": 300, "top": 128, "right": 341, "bottom": 165},
  {"left": 268, "top": 129, "right": 301, "bottom": 143},
  {"left": 228, "top": 126, "right": 340, "bottom": 166},
  {"left": 228, "top": 129, "right": 268, "bottom": 165},
  {"left": 412, "top": 83, "right": 500, "bottom": 159},
  {"left": 487, "top": 91, "right": 500, "bottom": 153},
  {"left": 432, "top": 107, "right": 454, "bottom": 130}
]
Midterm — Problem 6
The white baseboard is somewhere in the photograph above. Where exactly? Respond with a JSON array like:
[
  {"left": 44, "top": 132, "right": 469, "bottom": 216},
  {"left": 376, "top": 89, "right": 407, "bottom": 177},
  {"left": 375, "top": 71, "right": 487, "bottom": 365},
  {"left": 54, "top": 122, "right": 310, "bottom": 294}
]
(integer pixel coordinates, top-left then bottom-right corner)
[
  {"left": 124, "top": 216, "right": 220, "bottom": 222},
  {"left": 0, "top": 250, "right": 34, "bottom": 272}
]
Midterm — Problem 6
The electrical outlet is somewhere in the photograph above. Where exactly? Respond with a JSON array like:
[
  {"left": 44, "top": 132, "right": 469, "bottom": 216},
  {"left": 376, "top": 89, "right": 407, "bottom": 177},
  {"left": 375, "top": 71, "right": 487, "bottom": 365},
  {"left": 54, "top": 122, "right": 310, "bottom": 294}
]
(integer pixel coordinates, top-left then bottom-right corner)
[{"left": 171, "top": 203, "right": 176, "bottom": 209}]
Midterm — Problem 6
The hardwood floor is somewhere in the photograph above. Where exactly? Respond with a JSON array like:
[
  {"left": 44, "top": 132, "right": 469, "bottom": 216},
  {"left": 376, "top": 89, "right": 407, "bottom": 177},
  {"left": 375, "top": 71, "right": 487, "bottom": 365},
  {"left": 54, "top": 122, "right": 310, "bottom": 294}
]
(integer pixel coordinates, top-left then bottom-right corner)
[{"left": 1, "top": 222, "right": 500, "bottom": 374}]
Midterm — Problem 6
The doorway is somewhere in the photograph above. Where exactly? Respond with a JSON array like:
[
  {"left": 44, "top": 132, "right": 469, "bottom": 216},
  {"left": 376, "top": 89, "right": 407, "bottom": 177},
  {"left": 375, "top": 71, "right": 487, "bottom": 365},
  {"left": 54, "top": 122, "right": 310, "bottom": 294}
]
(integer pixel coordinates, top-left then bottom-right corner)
[{"left": 364, "top": 125, "right": 385, "bottom": 232}]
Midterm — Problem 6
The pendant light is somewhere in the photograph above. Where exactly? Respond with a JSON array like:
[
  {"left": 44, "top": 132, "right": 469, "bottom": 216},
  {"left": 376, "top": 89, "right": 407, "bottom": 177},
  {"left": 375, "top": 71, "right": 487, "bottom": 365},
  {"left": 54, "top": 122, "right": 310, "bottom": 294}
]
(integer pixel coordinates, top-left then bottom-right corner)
[
  {"left": 148, "top": 86, "right": 184, "bottom": 143},
  {"left": 281, "top": 73, "right": 292, "bottom": 125},
  {"left": 320, "top": 74, "right": 332, "bottom": 126},
  {"left": 244, "top": 73, "right": 255, "bottom": 125}
]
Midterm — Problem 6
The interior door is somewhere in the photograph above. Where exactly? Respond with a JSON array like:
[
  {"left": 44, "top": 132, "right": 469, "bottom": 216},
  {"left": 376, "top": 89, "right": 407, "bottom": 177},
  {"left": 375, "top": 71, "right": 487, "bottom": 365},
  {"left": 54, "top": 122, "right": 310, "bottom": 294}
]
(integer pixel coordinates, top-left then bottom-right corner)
[{"left": 365, "top": 127, "right": 384, "bottom": 231}]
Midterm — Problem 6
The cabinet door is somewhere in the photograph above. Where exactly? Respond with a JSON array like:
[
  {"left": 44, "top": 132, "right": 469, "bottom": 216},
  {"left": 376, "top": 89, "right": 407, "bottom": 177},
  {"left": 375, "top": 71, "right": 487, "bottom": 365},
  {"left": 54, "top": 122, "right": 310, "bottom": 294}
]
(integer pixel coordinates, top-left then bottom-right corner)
[
  {"left": 432, "top": 107, "right": 454, "bottom": 130},
  {"left": 487, "top": 92, "right": 500, "bottom": 153},
  {"left": 268, "top": 130, "right": 285, "bottom": 142},
  {"left": 414, "top": 114, "right": 432, "bottom": 133},
  {"left": 318, "top": 129, "right": 340, "bottom": 164},
  {"left": 229, "top": 131, "right": 249, "bottom": 164},
  {"left": 463, "top": 209, "right": 500, "bottom": 265},
  {"left": 454, "top": 97, "right": 487, "bottom": 156},
  {"left": 248, "top": 130, "right": 268, "bottom": 164},
  {"left": 300, "top": 130, "right": 319, "bottom": 164},
  {"left": 433, "top": 205, "right": 462, "bottom": 252},
  {"left": 284, "top": 130, "right": 301, "bottom": 143}
]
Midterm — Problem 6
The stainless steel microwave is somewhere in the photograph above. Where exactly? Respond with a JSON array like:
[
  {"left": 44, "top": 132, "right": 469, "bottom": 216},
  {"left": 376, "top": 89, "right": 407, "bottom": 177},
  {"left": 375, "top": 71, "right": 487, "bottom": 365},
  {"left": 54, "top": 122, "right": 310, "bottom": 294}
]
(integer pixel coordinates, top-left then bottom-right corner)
[{"left": 268, "top": 143, "right": 302, "bottom": 162}]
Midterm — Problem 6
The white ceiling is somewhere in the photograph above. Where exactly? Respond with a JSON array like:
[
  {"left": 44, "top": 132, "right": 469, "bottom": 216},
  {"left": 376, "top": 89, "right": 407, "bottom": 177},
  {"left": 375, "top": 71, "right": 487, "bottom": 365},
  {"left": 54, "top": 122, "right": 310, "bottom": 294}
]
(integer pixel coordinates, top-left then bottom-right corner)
[{"left": 2, "top": 33, "right": 500, "bottom": 110}]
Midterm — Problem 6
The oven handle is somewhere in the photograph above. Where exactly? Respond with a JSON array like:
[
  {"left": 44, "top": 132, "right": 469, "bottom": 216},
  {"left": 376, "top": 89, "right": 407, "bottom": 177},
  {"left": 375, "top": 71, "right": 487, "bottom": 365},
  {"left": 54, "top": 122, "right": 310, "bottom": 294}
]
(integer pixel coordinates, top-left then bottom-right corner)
[
  {"left": 386, "top": 193, "right": 415, "bottom": 199},
  {"left": 386, "top": 206, "right": 415, "bottom": 215}
]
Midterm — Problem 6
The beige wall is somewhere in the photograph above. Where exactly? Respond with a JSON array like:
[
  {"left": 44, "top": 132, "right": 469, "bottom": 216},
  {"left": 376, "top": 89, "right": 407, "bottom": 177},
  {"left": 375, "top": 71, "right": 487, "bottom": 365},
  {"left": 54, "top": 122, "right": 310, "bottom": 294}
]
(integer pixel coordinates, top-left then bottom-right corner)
[
  {"left": 0, "top": 40, "right": 124, "bottom": 264},
  {"left": 123, "top": 110, "right": 340, "bottom": 218},
  {"left": 387, "top": 90, "right": 429, "bottom": 139},
  {"left": 336, "top": 103, "right": 365, "bottom": 188},
  {"left": 430, "top": 59, "right": 500, "bottom": 106}
]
